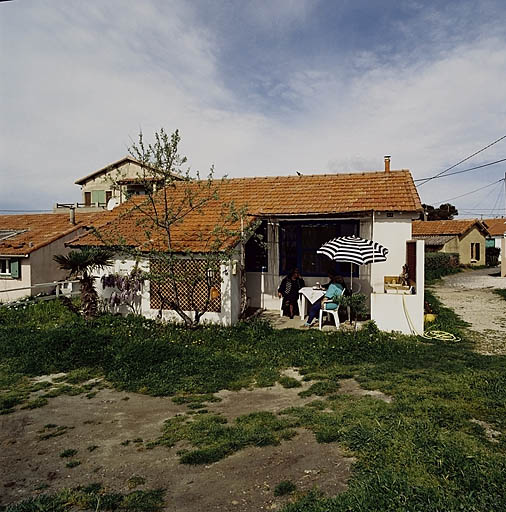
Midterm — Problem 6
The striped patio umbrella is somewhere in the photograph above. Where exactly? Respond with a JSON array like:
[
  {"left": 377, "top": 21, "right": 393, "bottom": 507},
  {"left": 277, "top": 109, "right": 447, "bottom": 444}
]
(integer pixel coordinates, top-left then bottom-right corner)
[{"left": 317, "top": 236, "right": 389, "bottom": 288}]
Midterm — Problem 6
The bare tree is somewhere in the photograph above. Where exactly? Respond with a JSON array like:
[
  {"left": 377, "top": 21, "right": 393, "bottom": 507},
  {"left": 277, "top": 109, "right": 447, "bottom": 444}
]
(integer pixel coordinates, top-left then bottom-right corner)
[{"left": 93, "top": 129, "right": 252, "bottom": 328}]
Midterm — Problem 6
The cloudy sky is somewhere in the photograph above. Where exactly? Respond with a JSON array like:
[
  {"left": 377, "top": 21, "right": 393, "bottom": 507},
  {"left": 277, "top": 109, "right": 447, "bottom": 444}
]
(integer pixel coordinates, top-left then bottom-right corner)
[{"left": 1, "top": 0, "right": 506, "bottom": 217}]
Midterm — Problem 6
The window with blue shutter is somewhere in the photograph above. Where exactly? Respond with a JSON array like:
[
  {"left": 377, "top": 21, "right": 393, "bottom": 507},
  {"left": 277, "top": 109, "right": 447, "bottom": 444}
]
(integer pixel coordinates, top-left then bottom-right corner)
[{"left": 10, "top": 259, "right": 20, "bottom": 279}]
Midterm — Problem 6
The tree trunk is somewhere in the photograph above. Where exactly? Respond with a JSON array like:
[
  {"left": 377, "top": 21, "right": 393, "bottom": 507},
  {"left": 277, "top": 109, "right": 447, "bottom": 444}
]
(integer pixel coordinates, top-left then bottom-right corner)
[{"left": 80, "top": 275, "right": 98, "bottom": 319}]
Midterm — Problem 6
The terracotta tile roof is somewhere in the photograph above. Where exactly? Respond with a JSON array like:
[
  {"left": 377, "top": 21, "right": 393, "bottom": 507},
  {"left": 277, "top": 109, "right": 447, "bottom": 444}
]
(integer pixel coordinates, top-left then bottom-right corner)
[
  {"left": 72, "top": 170, "right": 422, "bottom": 253},
  {"left": 412, "top": 219, "right": 488, "bottom": 237},
  {"left": 0, "top": 213, "right": 101, "bottom": 256},
  {"left": 482, "top": 218, "right": 506, "bottom": 236}
]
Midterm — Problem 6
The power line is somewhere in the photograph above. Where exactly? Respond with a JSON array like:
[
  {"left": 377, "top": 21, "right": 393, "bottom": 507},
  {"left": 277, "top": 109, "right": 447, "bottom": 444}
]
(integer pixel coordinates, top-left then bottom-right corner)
[
  {"left": 432, "top": 177, "right": 505, "bottom": 204},
  {"left": 414, "top": 157, "right": 506, "bottom": 182},
  {"left": 416, "top": 134, "right": 506, "bottom": 187},
  {"left": 488, "top": 183, "right": 505, "bottom": 217}
]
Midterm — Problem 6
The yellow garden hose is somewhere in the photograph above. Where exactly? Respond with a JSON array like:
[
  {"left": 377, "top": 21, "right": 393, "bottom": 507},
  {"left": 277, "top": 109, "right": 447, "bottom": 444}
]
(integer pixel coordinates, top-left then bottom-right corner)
[{"left": 402, "top": 295, "right": 461, "bottom": 342}]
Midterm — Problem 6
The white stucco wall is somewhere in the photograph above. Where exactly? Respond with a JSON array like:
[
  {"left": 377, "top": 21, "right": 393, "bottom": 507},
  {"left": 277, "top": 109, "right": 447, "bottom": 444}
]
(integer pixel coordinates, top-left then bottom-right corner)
[
  {"left": 501, "top": 237, "right": 506, "bottom": 277},
  {"left": 370, "top": 240, "right": 425, "bottom": 335},
  {"left": 94, "top": 254, "right": 241, "bottom": 325},
  {"left": 0, "top": 258, "right": 31, "bottom": 302},
  {"left": 368, "top": 213, "right": 415, "bottom": 293}
]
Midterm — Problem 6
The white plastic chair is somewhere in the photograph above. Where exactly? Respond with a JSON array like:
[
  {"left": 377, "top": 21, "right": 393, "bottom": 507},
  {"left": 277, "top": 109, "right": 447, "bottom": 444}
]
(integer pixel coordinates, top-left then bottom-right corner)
[
  {"left": 318, "top": 286, "right": 345, "bottom": 330},
  {"left": 318, "top": 308, "right": 340, "bottom": 330}
]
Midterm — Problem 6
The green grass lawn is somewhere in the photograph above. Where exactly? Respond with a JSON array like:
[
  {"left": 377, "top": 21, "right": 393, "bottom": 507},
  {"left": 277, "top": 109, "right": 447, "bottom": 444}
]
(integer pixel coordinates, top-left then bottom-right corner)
[{"left": 1, "top": 295, "right": 505, "bottom": 511}]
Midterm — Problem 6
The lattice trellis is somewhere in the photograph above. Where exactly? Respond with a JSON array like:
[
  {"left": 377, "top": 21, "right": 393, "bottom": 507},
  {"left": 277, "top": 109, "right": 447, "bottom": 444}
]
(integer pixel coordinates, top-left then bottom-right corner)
[{"left": 150, "top": 259, "right": 221, "bottom": 313}]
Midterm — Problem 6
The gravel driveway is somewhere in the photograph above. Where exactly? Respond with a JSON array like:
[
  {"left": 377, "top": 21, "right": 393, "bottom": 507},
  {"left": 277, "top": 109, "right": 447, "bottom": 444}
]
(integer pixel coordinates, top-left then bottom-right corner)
[{"left": 431, "top": 267, "right": 506, "bottom": 355}]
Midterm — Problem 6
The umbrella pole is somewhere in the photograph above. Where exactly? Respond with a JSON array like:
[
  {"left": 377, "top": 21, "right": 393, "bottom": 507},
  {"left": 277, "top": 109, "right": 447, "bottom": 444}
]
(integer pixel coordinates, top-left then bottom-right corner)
[{"left": 349, "top": 264, "right": 353, "bottom": 324}]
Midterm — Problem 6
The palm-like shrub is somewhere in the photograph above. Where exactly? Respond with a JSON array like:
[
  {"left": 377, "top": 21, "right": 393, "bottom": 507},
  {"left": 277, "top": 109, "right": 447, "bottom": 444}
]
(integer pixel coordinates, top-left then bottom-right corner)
[{"left": 54, "top": 248, "right": 113, "bottom": 319}]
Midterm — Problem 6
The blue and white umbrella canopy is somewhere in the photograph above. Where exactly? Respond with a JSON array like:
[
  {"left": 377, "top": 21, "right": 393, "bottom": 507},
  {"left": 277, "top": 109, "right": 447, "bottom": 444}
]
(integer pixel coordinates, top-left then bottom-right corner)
[{"left": 317, "top": 236, "right": 389, "bottom": 266}]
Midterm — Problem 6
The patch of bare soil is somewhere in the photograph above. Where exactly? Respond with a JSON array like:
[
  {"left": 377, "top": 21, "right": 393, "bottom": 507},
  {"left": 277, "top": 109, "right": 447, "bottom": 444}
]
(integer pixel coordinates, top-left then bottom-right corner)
[
  {"left": 0, "top": 372, "right": 369, "bottom": 509},
  {"left": 432, "top": 286, "right": 506, "bottom": 355},
  {"left": 337, "top": 378, "right": 392, "bottom": 403}
]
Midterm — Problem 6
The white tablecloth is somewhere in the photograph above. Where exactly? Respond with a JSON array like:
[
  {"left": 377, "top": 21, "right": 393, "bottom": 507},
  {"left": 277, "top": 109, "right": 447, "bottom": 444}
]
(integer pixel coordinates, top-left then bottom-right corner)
[{"left": 298, "top": 287, "right": 325, "bottom": 320}]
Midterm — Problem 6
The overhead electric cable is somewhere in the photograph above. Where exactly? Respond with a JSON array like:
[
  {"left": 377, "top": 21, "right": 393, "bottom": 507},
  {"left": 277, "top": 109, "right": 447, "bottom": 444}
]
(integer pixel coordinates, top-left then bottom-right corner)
[
  {"left": 493, "top": 186, "right": 505, "bottom": 216},
  {"left": 417, "top": 134, "right": 506, "bottom": 187},
  {"left": 414, "top": 157, "right": 506, "bottom": 182},
  {"left": 432, "top": 178, "right": 505, "bottom": 204},
  {"left": 485, "top": 183, "right": 504, "bottom": 217}
]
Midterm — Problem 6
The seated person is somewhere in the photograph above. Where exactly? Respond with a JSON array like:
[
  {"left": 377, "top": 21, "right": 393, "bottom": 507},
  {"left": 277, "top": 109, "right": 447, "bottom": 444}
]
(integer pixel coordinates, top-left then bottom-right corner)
[
  {"left": 303, "top": 275, "right": 345, "bottom": 327},
  {"left": 278, "top": 268, "right": 305, "bottom": 319}
]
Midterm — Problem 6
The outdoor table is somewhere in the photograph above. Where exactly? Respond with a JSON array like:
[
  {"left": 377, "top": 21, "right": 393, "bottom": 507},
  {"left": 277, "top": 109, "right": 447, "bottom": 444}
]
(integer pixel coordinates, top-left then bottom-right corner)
[{"left": 298, "top": 286, "right": 325, "bottom": 320}]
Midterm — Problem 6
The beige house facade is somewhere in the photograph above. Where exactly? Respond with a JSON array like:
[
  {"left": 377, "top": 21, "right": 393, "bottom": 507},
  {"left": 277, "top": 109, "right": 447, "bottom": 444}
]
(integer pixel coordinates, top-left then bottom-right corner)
[
  {"left": 412, "top": 219, "right": 489, "bottom": 265},
  {"left": 74, "top": 156, "right": 162, "bottom": 209},
  {"left": 53, "top": 156, "right": 183, "bottom": 213}
]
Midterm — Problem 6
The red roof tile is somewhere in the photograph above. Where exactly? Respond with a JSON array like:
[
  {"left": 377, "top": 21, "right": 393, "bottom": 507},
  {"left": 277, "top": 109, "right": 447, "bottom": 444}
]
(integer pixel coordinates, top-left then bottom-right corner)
[
  {"left": 72, "top": 170, "right": 422, "bottom": 253},
  {"left": 412, "top": 219, "right": 488, "bottom": 237},
  {"left": 0, "top": 213, "right": 101, "bottom": 256},
  {"left": 482, "top": 218, "right": 506, "bottom": 237}
]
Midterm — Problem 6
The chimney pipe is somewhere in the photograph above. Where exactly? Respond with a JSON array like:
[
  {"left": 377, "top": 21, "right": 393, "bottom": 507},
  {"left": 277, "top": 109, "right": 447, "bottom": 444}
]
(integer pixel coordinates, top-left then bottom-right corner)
[
  {"left": 384, "top": 155, "right": 391, "bottom": 173},
  {"left": 69, "top": 207, "right": 76, "bottom": 225}
]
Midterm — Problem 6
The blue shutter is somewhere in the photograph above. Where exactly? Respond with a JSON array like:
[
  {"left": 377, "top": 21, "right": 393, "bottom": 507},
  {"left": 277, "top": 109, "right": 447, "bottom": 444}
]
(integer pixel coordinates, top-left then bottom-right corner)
[{"left": 10, "top": 259, "right": 20, "bottom": 279}]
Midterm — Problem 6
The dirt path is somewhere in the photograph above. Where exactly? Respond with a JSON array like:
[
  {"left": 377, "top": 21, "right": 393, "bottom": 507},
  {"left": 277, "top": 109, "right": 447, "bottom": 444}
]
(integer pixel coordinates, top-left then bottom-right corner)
[
  {"left": 0, "top": 369, "right": 388, "bottom": 510},
  {"left": 431, "top": 267, "right": 506, "bottom": 355}
]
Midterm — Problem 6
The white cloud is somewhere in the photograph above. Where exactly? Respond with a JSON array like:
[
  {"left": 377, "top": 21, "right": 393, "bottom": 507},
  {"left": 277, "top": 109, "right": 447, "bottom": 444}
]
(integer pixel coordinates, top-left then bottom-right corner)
[{"left": 1, "top": 0, "right": 505, "bottom": 218}]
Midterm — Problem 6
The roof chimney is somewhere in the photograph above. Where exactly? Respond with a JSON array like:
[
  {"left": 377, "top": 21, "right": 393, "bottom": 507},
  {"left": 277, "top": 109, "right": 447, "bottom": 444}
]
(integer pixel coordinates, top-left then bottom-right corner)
[
  {"left": 69, "top": 207, "right": 76, "bottom": 225},
  {"left": 384, "top": 155, "right": 391, "bottom": 173}
]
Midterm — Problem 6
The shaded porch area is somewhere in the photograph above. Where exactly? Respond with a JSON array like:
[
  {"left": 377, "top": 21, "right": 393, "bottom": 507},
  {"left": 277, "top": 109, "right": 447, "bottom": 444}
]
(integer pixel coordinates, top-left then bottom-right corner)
[{"left": 243, "top": 215, "right": 425, "bottom": 335}]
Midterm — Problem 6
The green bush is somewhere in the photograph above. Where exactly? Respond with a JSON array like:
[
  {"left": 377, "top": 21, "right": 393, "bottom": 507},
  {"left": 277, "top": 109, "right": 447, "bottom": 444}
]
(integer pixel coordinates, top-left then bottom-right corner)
[
  {"left": 274, "top": 480, "right": 297, "bottom": 496},
  {"left": 486, "top": 246, "right": 500, "bottom": 267},
  {"left": 425, "top": 252, "right": 460, "bottom": 282}
]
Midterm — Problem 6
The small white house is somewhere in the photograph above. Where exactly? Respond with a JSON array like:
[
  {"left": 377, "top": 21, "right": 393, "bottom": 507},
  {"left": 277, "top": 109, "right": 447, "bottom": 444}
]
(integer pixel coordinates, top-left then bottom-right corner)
[
  {"left": 0, "top": 212, "right": 97, "bottom": 302},
  {"left": 71, "top": 158, "right": 425, "bottom": 334}
]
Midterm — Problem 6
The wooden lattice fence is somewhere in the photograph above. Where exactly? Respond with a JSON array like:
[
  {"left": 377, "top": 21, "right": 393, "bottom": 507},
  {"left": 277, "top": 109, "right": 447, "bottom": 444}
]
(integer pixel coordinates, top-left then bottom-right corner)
[{"left": 149, "top": 259, "right": 221, "bottom": 312}]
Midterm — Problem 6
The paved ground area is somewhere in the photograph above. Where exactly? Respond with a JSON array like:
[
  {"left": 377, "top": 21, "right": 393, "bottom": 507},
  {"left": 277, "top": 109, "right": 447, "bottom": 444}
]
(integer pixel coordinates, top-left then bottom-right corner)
[
  {"left": 431, "top": 267, "right": 506, "bottom": 355},
  {"left": 259, "top": 310, "right": 362, "bottom": 332}
]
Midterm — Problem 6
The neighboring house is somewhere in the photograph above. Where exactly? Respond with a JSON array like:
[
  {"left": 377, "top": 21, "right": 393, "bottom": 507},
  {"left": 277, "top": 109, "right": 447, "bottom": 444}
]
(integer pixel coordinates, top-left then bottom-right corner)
[
  {"left": 412, "top": 219, "right": 489, "bottom": 265},
  {"left": 482, "top": 218, "right": 506, "bottom": 253},
  {"left": 55, "top": 156, "right": 182, "bottom": 212},
  {"left": 71, "top": 158, "right": 425, "bottom": 334},
  {"left": 0, "top": 212, "right": 97, "bottom": 302}
]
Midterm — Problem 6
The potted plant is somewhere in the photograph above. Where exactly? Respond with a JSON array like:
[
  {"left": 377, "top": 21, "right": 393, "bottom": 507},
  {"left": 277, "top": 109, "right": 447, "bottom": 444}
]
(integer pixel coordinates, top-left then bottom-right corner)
[{"left": 338, "top": 293, "right": 367, "bottom": 329}]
